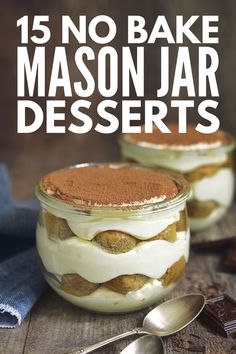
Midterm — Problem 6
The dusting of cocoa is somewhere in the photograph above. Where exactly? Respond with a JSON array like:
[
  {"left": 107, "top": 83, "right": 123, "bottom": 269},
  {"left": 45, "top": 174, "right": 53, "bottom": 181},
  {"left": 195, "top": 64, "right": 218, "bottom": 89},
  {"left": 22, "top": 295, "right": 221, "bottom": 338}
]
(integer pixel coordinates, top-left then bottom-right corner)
[
  {"left": 40, "top": 164, "right": 178, "bottom": 206},
  {"left": 127, "top": 123, "right": 232, "bottom": 147}
]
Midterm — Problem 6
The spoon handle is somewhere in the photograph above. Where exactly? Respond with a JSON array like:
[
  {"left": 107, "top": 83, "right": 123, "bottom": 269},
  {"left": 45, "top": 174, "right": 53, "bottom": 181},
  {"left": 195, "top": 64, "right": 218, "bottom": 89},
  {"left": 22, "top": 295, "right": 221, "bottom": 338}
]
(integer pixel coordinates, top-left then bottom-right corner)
[{"left": 67, "top": 327, "right": 145, "bottom": 354}]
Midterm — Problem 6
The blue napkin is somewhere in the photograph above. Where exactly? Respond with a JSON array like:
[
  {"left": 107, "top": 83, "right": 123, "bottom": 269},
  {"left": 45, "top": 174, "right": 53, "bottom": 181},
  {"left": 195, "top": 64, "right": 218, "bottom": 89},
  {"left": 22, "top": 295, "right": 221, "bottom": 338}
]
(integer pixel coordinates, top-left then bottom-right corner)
[{"left": 0, "top": 164, "right": 47, "bottom": 328}]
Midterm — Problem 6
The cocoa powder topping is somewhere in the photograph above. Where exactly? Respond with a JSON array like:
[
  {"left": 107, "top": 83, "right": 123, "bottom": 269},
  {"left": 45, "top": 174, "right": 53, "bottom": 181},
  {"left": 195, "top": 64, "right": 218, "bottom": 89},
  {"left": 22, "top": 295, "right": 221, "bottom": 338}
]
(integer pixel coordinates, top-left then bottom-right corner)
[
  {"left": 40, "top": 165, "right": 178, "bottom": 206},
  {"left": 127, "top": 123, "right": 232, "bottom": 147}
]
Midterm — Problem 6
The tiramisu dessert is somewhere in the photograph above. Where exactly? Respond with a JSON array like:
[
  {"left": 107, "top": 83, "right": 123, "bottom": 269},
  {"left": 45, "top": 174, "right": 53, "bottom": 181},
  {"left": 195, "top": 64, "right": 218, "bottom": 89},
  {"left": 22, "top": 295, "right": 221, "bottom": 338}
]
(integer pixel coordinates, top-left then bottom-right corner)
[
  {"left": 36, "top": 163, "right": 190, "bottom": 313},
  {"left": 120, "top": 124, "right": 235, "bottom": 231}
]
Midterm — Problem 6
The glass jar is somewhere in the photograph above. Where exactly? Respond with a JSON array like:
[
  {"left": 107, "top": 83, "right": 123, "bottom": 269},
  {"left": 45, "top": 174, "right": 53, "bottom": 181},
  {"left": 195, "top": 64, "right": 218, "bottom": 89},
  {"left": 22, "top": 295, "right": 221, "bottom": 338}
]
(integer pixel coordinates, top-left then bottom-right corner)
[
  {"left": 36, "top": 163, "right": 190, "bottom": 313},
  {"left": 120, "top": 136, "right": 235, "bottom": 231}
]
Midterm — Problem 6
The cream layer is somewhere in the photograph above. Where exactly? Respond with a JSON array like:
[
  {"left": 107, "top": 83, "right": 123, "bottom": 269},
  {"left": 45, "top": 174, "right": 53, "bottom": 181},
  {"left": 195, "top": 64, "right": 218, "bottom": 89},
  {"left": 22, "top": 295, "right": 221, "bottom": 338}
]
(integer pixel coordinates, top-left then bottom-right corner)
[
  {"left": 36, "top": 225, "right": 189, "bottom": 283},
  {"left": 47, "top": 277, "right": 175, "bottom": 313},
  {"left": 189, "top": 206, "right": 227, "bottom": 231},
  {"left": 43, "top": 204, "right": 185, "bottom": 240},
  {"left": 121, "top": 140, "right": 228, "bottom": 173},
  {"left": 191, "top": 168, "right": 235, "bottom": 207}
]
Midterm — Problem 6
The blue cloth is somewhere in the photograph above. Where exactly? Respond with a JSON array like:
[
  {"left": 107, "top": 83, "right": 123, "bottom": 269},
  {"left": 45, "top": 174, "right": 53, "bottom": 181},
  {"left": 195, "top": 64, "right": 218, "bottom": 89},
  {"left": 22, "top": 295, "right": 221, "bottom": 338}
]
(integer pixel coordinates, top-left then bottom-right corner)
[{"left": 0, "top": 164, "right": 47, "bottom": 328}]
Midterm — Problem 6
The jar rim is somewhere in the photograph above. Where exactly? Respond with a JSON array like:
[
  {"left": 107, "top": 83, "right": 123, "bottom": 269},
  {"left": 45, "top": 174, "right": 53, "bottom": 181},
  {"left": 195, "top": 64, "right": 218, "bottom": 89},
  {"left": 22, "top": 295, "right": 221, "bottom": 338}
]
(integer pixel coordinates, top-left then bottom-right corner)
[
  {"left": 35, "top": 162, "right": 190, "bottom": 216},
  {"left": 119, "top": 132, "right": 236, "bottom": 155}
]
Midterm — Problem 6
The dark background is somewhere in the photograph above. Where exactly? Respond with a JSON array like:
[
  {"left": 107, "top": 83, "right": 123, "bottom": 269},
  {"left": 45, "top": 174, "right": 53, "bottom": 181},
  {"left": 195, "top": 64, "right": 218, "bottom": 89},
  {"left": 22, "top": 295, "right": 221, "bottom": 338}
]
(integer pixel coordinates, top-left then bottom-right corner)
[{"left": 0, "top": 0, "right": 235, "bottom": 199}]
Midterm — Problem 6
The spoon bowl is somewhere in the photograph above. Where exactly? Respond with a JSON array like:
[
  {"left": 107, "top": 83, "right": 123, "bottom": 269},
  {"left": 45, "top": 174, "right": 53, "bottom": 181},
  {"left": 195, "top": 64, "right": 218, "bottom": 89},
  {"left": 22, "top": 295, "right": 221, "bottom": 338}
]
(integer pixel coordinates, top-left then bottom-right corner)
[
  {"left": 143, "top": 293, "right": 206, "bottom": 337},
  {"left": 120, "top": 335, "right": 165, "bottom": 354}
]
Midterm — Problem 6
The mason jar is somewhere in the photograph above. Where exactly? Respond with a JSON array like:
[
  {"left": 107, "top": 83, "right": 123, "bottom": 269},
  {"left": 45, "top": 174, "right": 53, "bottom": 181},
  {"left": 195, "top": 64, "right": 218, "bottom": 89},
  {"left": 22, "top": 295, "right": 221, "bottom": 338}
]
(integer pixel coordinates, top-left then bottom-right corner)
[
  {"left": 36, "top": 163, "right": 190, "bottom": 313},
  {"left": 120, "top": 133, "right": 235, "bottom": 231}
]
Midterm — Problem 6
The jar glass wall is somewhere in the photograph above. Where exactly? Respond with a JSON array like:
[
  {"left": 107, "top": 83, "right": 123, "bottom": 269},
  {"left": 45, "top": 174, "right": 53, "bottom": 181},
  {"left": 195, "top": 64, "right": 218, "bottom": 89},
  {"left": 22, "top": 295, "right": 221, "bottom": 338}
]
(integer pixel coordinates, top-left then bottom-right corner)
[
  {"left": 36, "top": 163, "right": 190, "bottom": 313},
  {"left": 120, "top": 136, "right": 235, "bottom": 231}
]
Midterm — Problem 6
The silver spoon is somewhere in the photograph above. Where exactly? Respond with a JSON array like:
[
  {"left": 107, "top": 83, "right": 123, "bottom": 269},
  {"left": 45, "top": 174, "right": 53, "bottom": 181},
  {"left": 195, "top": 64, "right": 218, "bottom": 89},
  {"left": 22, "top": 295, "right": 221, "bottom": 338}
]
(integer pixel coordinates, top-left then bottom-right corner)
[
  {"left": 120, "top": 335, "right": 165, "bottom": 354},
  {"left": 68, "top": 293, "right": 205, "bottom": 354}
]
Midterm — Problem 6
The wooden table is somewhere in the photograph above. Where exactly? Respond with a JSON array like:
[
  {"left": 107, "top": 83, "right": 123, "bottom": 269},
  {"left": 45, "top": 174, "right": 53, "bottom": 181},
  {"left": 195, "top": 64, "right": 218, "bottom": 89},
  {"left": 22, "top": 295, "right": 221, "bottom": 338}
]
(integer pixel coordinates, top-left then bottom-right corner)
[{"left": 1, "top": 139, "right": 236, "bottom": 354}]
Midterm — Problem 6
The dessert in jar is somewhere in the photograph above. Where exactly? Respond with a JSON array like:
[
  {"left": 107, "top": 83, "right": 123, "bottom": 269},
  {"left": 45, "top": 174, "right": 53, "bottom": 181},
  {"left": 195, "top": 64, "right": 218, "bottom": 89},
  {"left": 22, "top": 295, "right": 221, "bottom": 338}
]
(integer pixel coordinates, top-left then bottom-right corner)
[
  {"left": 120, "top": 124, "right": 235, "bottom": 231},
  {"left": 35, "top": 163, "right": 190, "bottom": 313}
]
